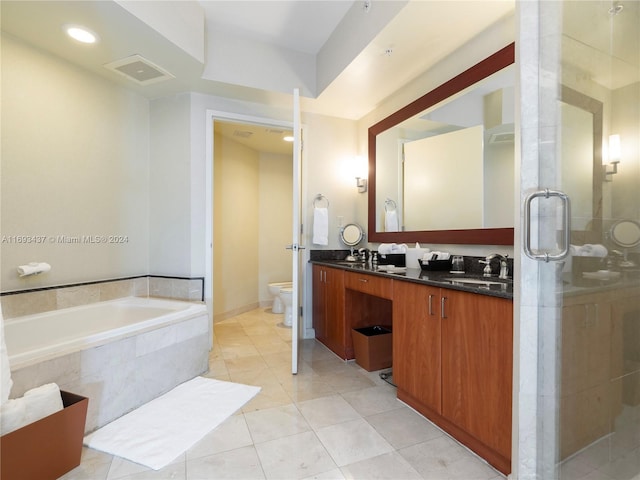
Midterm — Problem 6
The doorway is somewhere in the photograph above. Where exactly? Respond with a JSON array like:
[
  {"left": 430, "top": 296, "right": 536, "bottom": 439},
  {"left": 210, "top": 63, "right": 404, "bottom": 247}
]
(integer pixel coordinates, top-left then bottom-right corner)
[{"left": 211, "top": 119, "right": 294, "bottom": 323}]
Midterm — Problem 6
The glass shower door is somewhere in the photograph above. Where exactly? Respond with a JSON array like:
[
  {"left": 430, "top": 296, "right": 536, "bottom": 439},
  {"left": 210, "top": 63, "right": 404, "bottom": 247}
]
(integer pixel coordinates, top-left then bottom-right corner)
[{"left": 528, "top": 2, "right": 640, "bottom": 478}]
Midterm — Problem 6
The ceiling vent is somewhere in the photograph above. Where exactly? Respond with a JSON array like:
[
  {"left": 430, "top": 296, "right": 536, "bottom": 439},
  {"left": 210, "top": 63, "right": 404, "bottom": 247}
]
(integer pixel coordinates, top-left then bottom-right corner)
[
  {"left": 104, "top": 55, "right": 174, "bottom": 86},
  {"left": 233, "top": 130, "right": 254, "bottom": 139}
]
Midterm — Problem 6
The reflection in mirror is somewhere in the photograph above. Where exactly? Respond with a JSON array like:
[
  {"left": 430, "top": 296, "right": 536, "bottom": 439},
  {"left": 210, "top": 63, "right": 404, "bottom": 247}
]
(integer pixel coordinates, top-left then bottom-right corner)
[
  {"left": 368, "top": 44, "right": 515, "bottom": 245},
  {"left": 559, "top": 85, "right": 603, "bottom": 243}
]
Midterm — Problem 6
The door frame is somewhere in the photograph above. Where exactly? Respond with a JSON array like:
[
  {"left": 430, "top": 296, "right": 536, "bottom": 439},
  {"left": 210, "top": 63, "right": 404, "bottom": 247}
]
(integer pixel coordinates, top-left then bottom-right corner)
[{"left": 204, "top": 109, "right": 305, "bottom": 347}]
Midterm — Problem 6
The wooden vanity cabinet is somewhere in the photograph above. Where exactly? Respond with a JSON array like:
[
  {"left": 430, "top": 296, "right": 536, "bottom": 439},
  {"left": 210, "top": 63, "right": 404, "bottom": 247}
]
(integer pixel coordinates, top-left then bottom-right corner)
[
  {"left": 393, "top": 282, "right": 513, "bottom": 475},
  {"left": 393, "top": 281, "right": 442, "bottom": 414},
  {"left": 441, "top": 289, "right": 513, "bottom": 468},
  {"left": 312, "top": 265, "right": 346, "bottom": 359}
]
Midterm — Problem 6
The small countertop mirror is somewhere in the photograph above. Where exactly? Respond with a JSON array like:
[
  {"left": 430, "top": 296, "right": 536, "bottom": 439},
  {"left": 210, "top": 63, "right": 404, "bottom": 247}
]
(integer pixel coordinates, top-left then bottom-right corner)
[
  {"left": 340, "top": 223, "right": 365, "bottom": 261},
  {"left": 341, "top": 223, "right": 364, "bottom": 246},
  {"left": 610, "top": 220, "right": 640, "bottom": 248}
]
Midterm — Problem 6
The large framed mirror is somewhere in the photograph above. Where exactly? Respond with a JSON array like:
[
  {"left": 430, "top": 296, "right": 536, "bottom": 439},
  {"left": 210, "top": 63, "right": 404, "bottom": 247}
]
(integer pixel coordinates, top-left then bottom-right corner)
[
  {"left": 559, "top": 85, "right": 603, "bottom": 244},
  {"left": 368, "top": 43, "right": 515, "bottom": 245}
]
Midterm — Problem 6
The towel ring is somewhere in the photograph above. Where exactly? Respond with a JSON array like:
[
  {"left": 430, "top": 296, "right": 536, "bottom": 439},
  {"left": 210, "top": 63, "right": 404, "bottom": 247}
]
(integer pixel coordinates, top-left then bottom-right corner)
[
  {"left": 313, "top": 194, "right": 329, "bottom": 208},
  {"left": 384, "top": 199, "right": 397, "bottom": 212}
]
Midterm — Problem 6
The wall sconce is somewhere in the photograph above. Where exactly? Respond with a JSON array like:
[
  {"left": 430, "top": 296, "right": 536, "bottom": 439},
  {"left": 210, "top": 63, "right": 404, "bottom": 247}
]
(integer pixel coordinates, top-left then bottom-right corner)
[
  {"left": 356, "top": 177, "right": 367, "bottom": 193},
  {"left": 604, "top": 134, "right": 621, "bottom": 181},
  {"left": 353, "top": 156, "right": 368, "bottom": 193}
]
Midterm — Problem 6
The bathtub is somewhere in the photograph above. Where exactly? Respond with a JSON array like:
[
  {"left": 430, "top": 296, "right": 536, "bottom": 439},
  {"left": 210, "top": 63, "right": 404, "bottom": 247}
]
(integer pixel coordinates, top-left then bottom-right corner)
[{"left": 5, "top": 296, "right": 210, "bottom": 432}]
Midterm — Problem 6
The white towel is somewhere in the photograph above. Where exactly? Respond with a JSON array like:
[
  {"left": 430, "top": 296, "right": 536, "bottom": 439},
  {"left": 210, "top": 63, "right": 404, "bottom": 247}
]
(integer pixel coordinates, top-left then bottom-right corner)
[
  {"left": 0, "top": 398, "right": 27, "bottom": 435},
  {"left": 23, "top": 383, "right": 63, "bottom": 425},
  {"left": 578, "top": 244, "right": 608, "bottom": 257},
  {"left": 313, "top": 207, "right": 329, "bottom": 245},
  {"left": 1, "top": 303, "right": 13, "bottom": 404},
  {"left": 378, "top": 243, "right": 408, "bottom": 255},
  {"left": 385, "top": 210, "right": 399, "bottom": 232}
]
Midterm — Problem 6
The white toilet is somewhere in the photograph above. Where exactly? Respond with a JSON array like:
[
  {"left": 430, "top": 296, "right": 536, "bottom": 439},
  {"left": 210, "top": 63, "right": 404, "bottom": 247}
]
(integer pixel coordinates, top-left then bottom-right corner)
[
  {"left": 278, "top": 287, "right": 293, "bottom": 327},
  {"left": 267, "top": 282, "right": 292, "bottom": 314}
]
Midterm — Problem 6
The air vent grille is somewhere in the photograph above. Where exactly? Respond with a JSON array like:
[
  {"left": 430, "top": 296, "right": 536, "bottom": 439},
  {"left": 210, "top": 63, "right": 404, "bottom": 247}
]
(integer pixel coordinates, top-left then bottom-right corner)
[{"left": 104, "top": 55, "right": 174, "bottom": 86}]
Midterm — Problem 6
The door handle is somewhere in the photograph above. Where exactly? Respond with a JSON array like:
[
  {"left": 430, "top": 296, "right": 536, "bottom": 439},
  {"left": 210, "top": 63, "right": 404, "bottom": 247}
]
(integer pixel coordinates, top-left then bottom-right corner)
[
  {"left": 285, "top": 244, "right": 306, "bottom": 251},
  {"left": 524, "top": 188, "right": 571, "bottom": 262},
  {"left": 441, "top": 296, "right": 447, "bottom": 319},
  {"left": 428, "top": 294, "right": 434, "bottom": 316}
]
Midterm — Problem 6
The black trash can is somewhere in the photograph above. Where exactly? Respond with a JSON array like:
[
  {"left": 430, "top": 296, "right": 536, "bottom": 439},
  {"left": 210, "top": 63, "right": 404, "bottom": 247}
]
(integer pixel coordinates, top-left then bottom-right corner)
[{"left": 352, "top": 326, "right": 392, "bottom": 372}]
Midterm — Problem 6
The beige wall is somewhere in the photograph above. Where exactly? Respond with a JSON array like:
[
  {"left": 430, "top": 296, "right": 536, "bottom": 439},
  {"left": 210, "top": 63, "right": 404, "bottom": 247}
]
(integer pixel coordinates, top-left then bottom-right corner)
[
  {"left": 213, "top": 132, "right": 259, "bottom": 317},
  {"left": 258, "top": 152, "right": 293, "bottom": 305},
  {"left": 1, "top": 33, "right": 150, "bottom": 292}
]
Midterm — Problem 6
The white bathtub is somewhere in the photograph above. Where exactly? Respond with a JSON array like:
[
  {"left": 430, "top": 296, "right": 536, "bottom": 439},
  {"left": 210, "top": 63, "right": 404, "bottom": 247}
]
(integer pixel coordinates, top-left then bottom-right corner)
[
  {"left": 5, "top": 296, "right": 207, "bottom": 370},
  {"left": 5, "top": 296, "right": 210, "bottom": 432}
]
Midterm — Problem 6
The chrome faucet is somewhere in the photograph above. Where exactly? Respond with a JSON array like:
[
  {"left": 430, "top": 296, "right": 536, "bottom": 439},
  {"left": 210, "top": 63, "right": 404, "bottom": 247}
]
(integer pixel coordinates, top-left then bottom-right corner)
[{"left": 480, "top": 254, "right": 510, "bottom": 279}]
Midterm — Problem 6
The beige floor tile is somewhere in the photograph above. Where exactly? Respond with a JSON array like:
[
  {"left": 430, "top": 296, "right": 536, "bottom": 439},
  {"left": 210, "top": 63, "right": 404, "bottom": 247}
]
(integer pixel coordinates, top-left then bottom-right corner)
[
  {"left": 186, "top": 445, "right": 265, "bottom": 480},
  {"left": 340, "top": 451, "right": 423, "bottom": 480},
  {"left": 242, "top": 381, "right": 293, "bottom": 412},
  {"left": 298, "top": 394, "right": 362, "bottom": 430},
  {"left": 255, "top": 431, "right": 337, "bottom": 480},
  {"left": 245, "top": 403, "right": 312, "bottom": 444},
  {"left": 315, "top": 418, "right": 394, "bottom": 467},
  {"left": 365, "top": 407, "right": 443, "bottom": 449},
  {"left": 186, "top": 415, "right": 254, "bottom": 461},
  {"left": 341, "top": 385, "right": 404, "bottom": 417}
]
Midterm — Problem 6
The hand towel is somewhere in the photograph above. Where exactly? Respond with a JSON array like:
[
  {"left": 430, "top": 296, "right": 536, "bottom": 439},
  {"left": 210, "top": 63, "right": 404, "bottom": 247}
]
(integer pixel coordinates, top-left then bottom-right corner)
[
  {"left": 23, "top": 383, "right": 63, "bottom": 425},
  {"left": 385, "top": 210, "right": 399, "bottom": 232},
  {"left": 313, "top": 207, "right": 329, "bottom": 245},
  {"left": 0, "top": 397, "right": 27, "bottom": 435},
  {"left": 1, "top": 303, "right": 12, "bottom": 404}
]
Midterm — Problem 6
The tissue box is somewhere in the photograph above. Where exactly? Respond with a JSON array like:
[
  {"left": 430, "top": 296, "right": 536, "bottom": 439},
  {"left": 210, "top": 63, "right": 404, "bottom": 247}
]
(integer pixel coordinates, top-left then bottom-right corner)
[
  {"left": 377, "top": 253, "right": 406, "bottom": 267},
  {"left": 418, "top": 259, "right": 452, "bottom": 271},
  {"left": 1, "top": 391, "right": 89, "bottom": 480}
]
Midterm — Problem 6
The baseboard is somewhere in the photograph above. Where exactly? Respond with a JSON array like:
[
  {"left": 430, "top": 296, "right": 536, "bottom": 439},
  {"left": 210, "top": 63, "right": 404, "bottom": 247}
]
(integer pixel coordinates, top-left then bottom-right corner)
[{"left": 213, "top": 302, "right": 260, "bottom": 323}]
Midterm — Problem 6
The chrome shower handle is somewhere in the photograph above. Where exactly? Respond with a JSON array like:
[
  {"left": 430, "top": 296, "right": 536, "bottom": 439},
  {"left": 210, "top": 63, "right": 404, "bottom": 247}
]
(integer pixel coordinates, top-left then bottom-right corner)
[{"left": 523, "top": 188, "right": 571, "bottom": 262}]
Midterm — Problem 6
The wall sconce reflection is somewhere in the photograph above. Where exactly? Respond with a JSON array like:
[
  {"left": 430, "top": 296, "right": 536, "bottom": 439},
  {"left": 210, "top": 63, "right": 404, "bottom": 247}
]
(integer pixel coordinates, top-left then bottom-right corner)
[{"left": 604, "top": 134, "right": 621, "bottom": 181}]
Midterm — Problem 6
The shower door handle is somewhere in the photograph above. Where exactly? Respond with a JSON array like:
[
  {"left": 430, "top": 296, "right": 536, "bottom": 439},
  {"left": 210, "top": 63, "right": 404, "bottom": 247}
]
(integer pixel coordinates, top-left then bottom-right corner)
[{"left": 523, "top": 188, "right": 571, "bottom": 262}]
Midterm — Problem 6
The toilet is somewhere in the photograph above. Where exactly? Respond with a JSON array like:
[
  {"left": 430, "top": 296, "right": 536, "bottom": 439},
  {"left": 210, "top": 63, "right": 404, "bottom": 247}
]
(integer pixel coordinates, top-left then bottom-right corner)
[
  {"left": 278, "top": 287, "right": 293, "bottom": 327},
  {"left": 267, "top": 282, "right": 292, "bottom": 314}
]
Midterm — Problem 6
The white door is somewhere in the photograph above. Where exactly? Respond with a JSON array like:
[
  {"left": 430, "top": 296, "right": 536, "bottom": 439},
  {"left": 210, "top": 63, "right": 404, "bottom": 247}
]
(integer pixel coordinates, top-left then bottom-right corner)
[{"left": 290, "top": 88, "right": 303, "bottom": 374}]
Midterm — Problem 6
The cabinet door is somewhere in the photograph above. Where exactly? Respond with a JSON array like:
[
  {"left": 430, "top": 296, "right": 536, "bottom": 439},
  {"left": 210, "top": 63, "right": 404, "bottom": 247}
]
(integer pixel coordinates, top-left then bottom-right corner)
[
  {"left": 441, "top": 289, "right": 512, "bottom": 460},
  {"left": 324, "top": 267, "right": 345, "bottom": 356},
  {"left": 312, "top": 265, "right": 327, "bottom": 343},
  {"left": 393, "top": 281, "right": 442, "bottom": 413}
]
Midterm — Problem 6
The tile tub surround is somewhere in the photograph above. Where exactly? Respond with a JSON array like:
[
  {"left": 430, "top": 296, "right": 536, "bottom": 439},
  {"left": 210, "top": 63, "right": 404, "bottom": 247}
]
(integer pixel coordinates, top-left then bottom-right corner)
[
  {"left": 0, "top": 275, "right": 204, "bottom": 319},
  {"left": 9, "top": 311, "right": 209, "bottom": 433}
]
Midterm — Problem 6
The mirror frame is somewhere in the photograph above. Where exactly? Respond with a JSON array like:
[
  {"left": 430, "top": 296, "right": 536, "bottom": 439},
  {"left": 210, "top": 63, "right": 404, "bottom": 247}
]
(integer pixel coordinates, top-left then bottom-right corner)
[
  {"left": 368, "top": 43, "right": 515, "bottom": 245},
  {"left": 560, "top": 85, "right": 603, "bottom": 244}
]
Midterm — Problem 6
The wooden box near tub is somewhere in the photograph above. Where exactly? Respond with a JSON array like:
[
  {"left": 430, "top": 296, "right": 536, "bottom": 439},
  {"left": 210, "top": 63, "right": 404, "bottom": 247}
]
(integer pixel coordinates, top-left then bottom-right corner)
[{"left": 1, "top": 391, "right": 89, "bottom": 480}]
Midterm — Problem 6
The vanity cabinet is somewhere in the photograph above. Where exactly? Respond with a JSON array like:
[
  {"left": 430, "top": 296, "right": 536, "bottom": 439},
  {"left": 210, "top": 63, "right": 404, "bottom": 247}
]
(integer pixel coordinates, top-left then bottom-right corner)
[
  {"left": 393, "top": 281, "right": 442, "bottom": 413},
  {"left": 393, "top": 281, "right": 513, "bottom": 474},
  {"left": 559, "top": 286, "right": 640, "bottom": 460},
  {"left": 312, "top": 265, "right": 346, "bottom": 359}
]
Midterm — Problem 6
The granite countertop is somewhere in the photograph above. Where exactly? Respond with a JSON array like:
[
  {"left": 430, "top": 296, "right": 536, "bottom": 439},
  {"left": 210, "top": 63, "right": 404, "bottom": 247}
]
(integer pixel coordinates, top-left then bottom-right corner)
[{"left": 310, "top": 259, "right": 514, "bottom": 300}]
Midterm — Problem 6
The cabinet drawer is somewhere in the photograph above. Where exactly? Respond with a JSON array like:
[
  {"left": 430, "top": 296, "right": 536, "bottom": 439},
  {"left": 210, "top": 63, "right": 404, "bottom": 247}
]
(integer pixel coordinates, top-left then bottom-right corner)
[{"left": 344, "top": 271, "right": 393, "bottom": 299}]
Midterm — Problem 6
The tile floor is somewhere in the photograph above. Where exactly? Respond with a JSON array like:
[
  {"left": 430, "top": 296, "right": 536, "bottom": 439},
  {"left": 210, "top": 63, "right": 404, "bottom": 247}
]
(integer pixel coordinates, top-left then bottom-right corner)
[{"left": 62, "top": 307, "right": 505, "bottom": 480}]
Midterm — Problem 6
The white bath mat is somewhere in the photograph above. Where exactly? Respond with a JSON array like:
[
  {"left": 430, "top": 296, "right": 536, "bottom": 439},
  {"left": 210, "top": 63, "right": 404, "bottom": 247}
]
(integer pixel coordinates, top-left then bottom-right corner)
[{"left": 83, "top": 376, "right": 260, "bottom": 470}]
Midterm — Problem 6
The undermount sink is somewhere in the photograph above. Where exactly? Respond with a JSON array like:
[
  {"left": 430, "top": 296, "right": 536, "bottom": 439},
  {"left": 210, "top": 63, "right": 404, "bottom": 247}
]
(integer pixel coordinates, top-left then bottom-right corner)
[{"left": 445, "top": 277, "right": 508, "bottom": 286}]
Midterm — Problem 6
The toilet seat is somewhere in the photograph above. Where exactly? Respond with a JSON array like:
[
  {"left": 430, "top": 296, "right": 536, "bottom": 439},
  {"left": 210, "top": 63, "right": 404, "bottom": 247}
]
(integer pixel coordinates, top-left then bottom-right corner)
[{"left": 267, "top": 282, "right": 292, "bottom": 314}]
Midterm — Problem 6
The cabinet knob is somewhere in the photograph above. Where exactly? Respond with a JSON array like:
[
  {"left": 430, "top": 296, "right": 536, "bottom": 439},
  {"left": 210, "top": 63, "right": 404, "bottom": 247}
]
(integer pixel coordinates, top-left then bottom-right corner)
[{"left": 359, "top": 278, "right": 368, "bottom": 283}]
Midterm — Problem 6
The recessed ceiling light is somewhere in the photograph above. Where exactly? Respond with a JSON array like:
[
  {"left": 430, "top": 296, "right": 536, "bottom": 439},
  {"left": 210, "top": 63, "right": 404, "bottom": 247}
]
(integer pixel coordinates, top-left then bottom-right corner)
[
  {"left": 64, "top": 25, "right": 98, "bottom": 44},
  {"left": 283, "top": 136, "right": 294, "bottom": 142}
]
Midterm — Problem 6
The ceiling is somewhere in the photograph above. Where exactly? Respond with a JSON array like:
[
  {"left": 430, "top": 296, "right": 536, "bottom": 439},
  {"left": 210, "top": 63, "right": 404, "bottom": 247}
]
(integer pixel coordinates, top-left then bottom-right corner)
[{"left": 1, "top": 0, "right": 515, "bottom": 120}]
